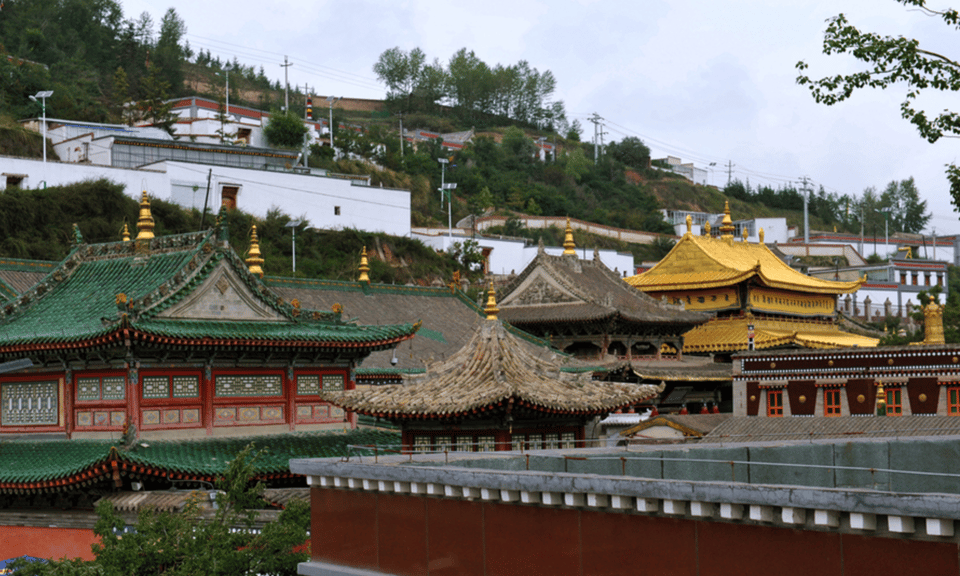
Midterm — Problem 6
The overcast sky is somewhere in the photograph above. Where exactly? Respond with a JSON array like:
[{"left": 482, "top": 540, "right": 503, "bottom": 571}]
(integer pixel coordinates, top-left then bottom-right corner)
[{"left": 124, "top": 0, "right": 960, "bottom": 236}]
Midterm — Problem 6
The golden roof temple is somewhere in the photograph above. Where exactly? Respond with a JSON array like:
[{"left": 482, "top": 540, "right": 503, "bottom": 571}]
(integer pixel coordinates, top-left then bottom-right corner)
[{"left": 626, "top": 202, "right": 878, "bottom": 354}]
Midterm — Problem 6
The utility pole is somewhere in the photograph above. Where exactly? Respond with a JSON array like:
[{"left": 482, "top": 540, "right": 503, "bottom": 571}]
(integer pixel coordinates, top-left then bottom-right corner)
[
  {"left": 398, "top": 112, "right": 404, "bottom": 158},
  {"left": 726, "top": 160, "right": 735, "bottom": 185},
  {"left": 280, "top": 56, "right": 292, "bottom": 112},
  {"left": 588, "top": 113, "right": 603, "bottom": 164},
  {"left": 799, "top": 176, "right": 812, "bottom": 244}
]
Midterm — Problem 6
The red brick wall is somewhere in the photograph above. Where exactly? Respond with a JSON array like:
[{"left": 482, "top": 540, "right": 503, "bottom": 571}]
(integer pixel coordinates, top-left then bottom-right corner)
[
  {"left": 310, "top": 488, "right": 960, "bottom": 576},
  {"left": 0, "top": 526, "right": 97, "bottom": 562}
]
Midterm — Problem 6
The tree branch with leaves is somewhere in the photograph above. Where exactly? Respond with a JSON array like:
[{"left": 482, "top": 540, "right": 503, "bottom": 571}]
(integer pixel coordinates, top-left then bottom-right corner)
[{"left": 796, "top": 0, "right": 960, "bottom": 212}]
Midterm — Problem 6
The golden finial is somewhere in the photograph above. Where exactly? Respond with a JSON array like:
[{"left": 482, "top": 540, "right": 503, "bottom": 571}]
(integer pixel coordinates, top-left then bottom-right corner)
[
  {"left": 562, "top": 217, "right": 576, "bottom": 255},
  {"left": 136, "top": 191, "right": 155, "bottom": 241},
  {"left": 685, "top": 215, "right": 692, "bottom": 236},
  {"left": 876, "top": 381, "right": 887, "bottom": 416},
  {"left": 759, "top": 228, "right": 765, "bottom": 243},
  {"left": 121, "top": 223, "right": 130, "bottom": 242},
  {"left": 245, "top": 225, "right": 265, "bottom": 278},
  {"left": 484, "top": 278, "right": 499, "bottom": 320},
  {"left": 719, "top": 201, "right": 735, "bottom": 242},
  {"left": 358, "top": 246, "right": 370, "bottom": 283},
  {"left": 742, "top": 227, "right": 748, "bottom": 241},
  {"left": 704, "top": 220, "right": 711, "bottom": 235}
]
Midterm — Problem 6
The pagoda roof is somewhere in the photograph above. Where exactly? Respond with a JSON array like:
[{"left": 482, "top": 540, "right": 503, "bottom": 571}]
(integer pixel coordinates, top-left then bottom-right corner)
[
  {"left": 268, "top": 278, "right": 511, "bottom": 371},
  {"left": 0, "top": 430, "right": 398, "bottom": 493},
  {"left": 498, "top": 244, "right": 707, "bottom": 329},
  {"left": 682, "top": 315, "right": 878, "bottom": 354},
  {"left": 328, "top": 319, "right": 663, "bottom": 420},
  {"left": 0, "top": 228, "right": 417, "bottom": 353},
  {"left": 627, "top": 231, "right": 864, "bottom": 295}
]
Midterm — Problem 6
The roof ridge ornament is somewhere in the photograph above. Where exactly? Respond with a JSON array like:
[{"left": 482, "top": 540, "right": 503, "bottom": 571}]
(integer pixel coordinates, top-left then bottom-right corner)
[
  {"left": 358, "top": 246, "right": 370, "bottom": 284},
  {"left": 685, "top": 215, "right": 692, "bottom": 236},
  {"left": 136, "top": 191, "right": 155, "bottom": 241},
  {"left": 759, "top": 227, "right": 765, "bottom": 243},
  {"left": 72, "top": 223, "right": 83, "bottom": 246},
  {"left": 484, "top": 278, "right": 499, "bottom": 320},
  {"left": 719, "top": 200, "right": 735, "bottom": 243},
  {"left": 121, "top": 222, "right": 130, "bottom": 242},
  {"left": 246, "top": 225, "right": 265, "bottom": 278},
  {"left": 562, "top": 217, "right": 576, "bottom": 255}
]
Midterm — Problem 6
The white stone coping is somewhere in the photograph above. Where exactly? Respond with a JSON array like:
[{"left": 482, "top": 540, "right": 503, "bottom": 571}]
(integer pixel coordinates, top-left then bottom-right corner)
[{"left": 296, "top": 459, "right": 960, "bottom": 539}]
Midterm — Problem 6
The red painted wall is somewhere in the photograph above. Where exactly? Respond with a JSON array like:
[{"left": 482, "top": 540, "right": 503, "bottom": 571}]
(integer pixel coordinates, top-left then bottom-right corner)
[
  {"left": 0, "top": 526, "right": 97, "bottom": 562},
  {"left": 310, "top": 488, "right": 960, "bottom": 576}
]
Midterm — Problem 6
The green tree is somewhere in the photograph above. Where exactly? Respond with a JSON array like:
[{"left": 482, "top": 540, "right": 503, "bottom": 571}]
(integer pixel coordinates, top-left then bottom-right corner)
[
  {"left": 606, "top": 136, "right": 651, "bottom": 170},
  {"left": 796, "top": 0, "right": 960, "bottom": 212},
  {"left": 12, "top": 444, "right": 309, "bottom": 576},
  {"left": 154, "top": 8, "right": 187, "bottom": 95},
  {"left": 566, "top": 119, "right": 583, "bottom": 141},
  {"left": 264, "top": 111, "right": 307, "bottom": 149},
  {"left": 879, "top": 177, "right": 931, "bottom": 234}
]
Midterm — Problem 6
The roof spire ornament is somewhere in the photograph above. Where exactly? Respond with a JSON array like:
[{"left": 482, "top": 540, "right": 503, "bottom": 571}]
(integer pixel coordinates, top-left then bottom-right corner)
[
  {"left": 246, "top": 225, "right": 265, "bottom": 278},
  {"left": 121, "top": 223, "right": 130, "bottom": 242},
  {"left": 759, "top": 228, "right": 765, "bottom": 243},
  {"left": 704, "top": 220, "right": 711, "bottom": 235},
  {"left": 685, "top": 215, "right": 692, "bottom": 236},
  {"left": 358, "top": 246, "right": 370, "bottom": 284},
  {"left": 563, "top": 217, "right": 576, "bottom": 255},
  {"left": 484, "top": 278, "right": 500, "bottom": 320},
  {"left": 136, "top": 191, "right": 155, "bottom": 241},
  {"left": 719, "top": 201, "right": 735, "bottom": 243}
]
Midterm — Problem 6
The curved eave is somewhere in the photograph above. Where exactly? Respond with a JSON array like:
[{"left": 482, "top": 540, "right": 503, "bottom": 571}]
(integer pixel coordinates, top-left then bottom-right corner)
[
  {"left": 627, "top": 268, "right": 757, "bottom": 292},
  {"left": 0, "top": 325, "right": 417, "bottom": 354},
  {"left": 333, "top": 391, "right": 659, "bottom": 421},
  {"left": 755, "top": 270, "right": 863, "bottom": 295}
]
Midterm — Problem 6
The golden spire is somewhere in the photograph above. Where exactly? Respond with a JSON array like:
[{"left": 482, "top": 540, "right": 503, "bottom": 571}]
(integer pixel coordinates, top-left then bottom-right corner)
[
  {"left": 562, "top": 217, "right": 576, "bottom": 255},
  {"left": 741, "top": 227, "right": 748, "bottom": 241},
  {"left": 704, "top": 220, "right": 711, "bottom": 235},
  {"left": 246, "top": 225, "right": 265, "bottom": 278},
  {"left": 121, "top": 223, "right": 130, "bottom": 242},
  {"left": 719, "top": 201, "right": 735, "bottom": 242},
  {"left": 685, "top": 215, "right": 692, "bottom": 236},
  {"left": 136, "top": 191, "right": 155, "bottom": 241},
  {"left": 358, "top": 246, "right": 370, "bottom": 283},
  {"left": 759, "top": 228, "right": 765, "bottom": 243},
  {"left": 484, "top": 278, "right": 499, "bottom": 320}
]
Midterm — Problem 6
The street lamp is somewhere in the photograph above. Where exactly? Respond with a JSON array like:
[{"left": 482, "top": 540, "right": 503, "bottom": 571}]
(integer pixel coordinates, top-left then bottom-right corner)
[
  {"left": 215, "top": 69, "right": 230, "bottom": 116},
  {"left": 327, "top": 96, "right": 342, "bottom": 154},
  {"left": 285, "top": 221, "right": 303, "bottom": 273},
  {"left": 875, "top": 209, "right": 890, "bottom": 259},
  {"left": 438, "top": 158, "right": 457, "bottom": 238},
  {"left": 29, "top": 90, "right": 53, "bottom": 163}
]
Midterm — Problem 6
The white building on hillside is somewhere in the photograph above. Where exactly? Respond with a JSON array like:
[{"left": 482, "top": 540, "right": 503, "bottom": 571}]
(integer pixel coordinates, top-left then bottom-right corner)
[{"left": 7, "top": 117, "right": 411, "bottom": 237}]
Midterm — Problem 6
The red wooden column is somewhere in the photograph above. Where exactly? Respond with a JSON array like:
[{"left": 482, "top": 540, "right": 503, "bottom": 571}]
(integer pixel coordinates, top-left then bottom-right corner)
[
  {"left": 203, "top": 364, "right": 214, "bottom": 436},
  {"left": 287, "top": 366, "right": 296, "bottom": 431},
  {"left": 126, "top": 362, "right": 140, "bottom": 436}
]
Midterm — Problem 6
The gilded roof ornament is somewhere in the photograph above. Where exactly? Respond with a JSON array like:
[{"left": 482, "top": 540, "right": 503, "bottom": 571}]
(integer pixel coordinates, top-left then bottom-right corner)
[
  {"left": 563, "top": 218, "right": 576, "bottom": 255},
  {"left": 759, "top": 228, "right": 765, "bottom": 243},
  {"left": 742, "top": 227, "right": 748, "bottom": 241},
  {"left": 121, "top": 223, "right": 130, "bottom": 242},
  {"left": 685, "top": 215, "right": 692, "bottom": 236},
  {"left": 136, "top": 191, "right": 155, "bottom": 241},
  {"left": 704, "top": 220, "right": 711, "bottom": 235},
  {"left": 919, "top": 300, "right": 945, "bottom": 345},
  {"left": 245, "top": 225, "right": 265, "bottom": 278},
  {"left": 484, "top": 279, "right": 500, "bottom": 320},
  {"left": 358, "top": 246, "right": 370, "bottom": 283},
  {"left": 719, "top": 201, "right": 735, "bottom": 241}
]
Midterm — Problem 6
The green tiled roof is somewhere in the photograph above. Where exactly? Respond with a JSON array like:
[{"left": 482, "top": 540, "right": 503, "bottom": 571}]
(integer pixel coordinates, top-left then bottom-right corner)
[
  {"left": 0, "top": 430, "right": 400, "bottom": 488},
  {"left": 0, "top": 231, "right": 416, "bottom": 349}
]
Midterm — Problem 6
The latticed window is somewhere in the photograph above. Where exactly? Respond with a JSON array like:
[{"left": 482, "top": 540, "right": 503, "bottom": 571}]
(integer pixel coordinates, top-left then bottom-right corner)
[
  {"left": 824, "top": 389, "right": 842, "bottom": 416},
  {"left": 215, "top": 374, "right": 281, "bottom": 397},
  {"left": 143, "top": 375, "right": 199, "bottom": 399},
  {"left": 414, "top": 436, "right": 431, "bottom": 453},
  {"left": 478, "top": 435, "right": 496, "bottom": 452},
  {"left": 545, "top": 433, "right": 560, "bottom": 449},
  {"left": 455, "top": 436, "right": 474, "bottom": 452},
  {"left": 511, "top": 434, "right": 524, "bottom": 451},
  {"left": 2, "top": 381, "right": 58, "bottom": 426},
  {"left": 77, "top": 376, "right": 125, "bottom": 402},
  {"left": 886, "top": 388, "right": 903, "bottom": 416},
  {"left": 949, "top": 387, "right": 960, "bottom": 415},
  {"left": 560, "top": 432, "right": 576, "bottom": 449},
  {"left": 296, "top": 375, "right": 320, "bottom": 396},
  {"left": 435, "top": 435, "right": 451, "bottom": 452},
  {"left": 767, "top": 390, "right": 784, "bottom": 417}
]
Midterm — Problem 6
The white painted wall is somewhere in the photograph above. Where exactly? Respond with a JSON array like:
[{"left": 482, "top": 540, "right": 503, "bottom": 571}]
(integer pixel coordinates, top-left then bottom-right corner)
[
  {"left": 413, "top": 232, "right": 636, "bottom": 277},
  {"left": 0, "top": 156, "right": 411, "bottom": 237}
]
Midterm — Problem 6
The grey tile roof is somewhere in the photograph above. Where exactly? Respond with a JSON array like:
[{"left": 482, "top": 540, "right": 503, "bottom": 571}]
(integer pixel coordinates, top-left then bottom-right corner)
[{"left": 700, "top": 415, "right": 960, "bottom": 443}]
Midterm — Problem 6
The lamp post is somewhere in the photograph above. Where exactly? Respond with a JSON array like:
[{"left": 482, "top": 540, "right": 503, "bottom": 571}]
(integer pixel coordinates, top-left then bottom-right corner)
[
  {"left": 875, "top": 209, "right": 890, "bottom": 259},
  {"left": 438, "top": 158, "right": 457, "bottom": 238},
  {"left": 285, "top": 221, "right": 302, "bottom": 273},
  {"left": 327, "top": 96, "right": 341, "bottom": 155},
  {"left": 29, "top": 90, "right": 53, "bottom": 163}
]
